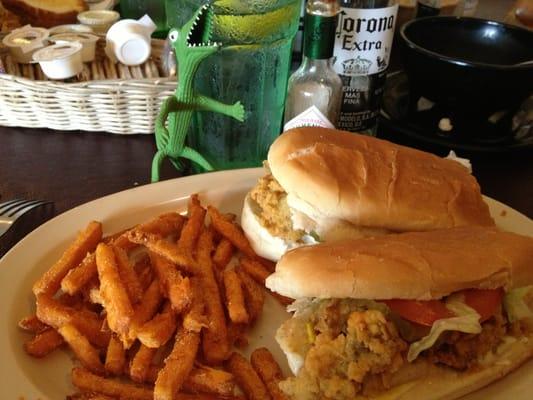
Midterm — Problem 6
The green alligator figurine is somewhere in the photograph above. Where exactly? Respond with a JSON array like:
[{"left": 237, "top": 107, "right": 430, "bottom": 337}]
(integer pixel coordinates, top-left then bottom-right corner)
[{"left": 151, "top": 4, "right": 245, "bottom": 182}]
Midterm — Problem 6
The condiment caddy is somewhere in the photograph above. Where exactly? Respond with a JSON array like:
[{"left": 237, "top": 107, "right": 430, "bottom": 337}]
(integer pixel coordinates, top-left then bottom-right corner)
[{"left": 0, "top": 21, "right": 175, "bottom": 134}]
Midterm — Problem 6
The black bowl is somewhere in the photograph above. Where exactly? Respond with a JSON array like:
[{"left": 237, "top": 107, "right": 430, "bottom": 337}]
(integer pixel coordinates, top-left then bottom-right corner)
[{"left": 400, "top": 17, "right": 533, "bottom": 119}]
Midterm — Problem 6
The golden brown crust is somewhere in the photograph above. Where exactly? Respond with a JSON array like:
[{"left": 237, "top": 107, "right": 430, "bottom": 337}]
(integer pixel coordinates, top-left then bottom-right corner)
[
  {"left": 268, "top": 128, "right": 494, "bottom": 232},
  {"left": 2, "top": 0, "right": 87, "bottom": 28},
  {"left": 266, "top": 226, "right": 533, "bottom": 300}
]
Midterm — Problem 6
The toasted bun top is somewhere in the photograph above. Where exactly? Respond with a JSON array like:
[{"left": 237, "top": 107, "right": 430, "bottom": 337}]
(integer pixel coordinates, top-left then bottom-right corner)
[
  {"left": 268, "top": 128, "right": 494, "bottom": 231},
  {"left": 266, "top": 226, "right": 533, "bottom": 300}
]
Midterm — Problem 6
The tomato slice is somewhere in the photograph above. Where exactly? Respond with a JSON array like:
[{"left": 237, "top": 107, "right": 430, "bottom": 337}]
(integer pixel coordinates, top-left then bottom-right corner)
[
  {"left": 462, "top": 288, "right": 504, "bottom": 322},
  {"left": 383, "top": 288, "right": 504, "bottom": 326},
  {"left": 382, "top": 299, "right": 455, "bottom": 326}
]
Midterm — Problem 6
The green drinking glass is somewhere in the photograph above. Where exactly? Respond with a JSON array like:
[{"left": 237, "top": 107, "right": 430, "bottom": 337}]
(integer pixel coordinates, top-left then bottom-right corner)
[
  {"left": 166, "top": 0, "right": 303, "bottom": 171},
  {"left": 120, "top": 0, "right": 168, "bottom": 38}
]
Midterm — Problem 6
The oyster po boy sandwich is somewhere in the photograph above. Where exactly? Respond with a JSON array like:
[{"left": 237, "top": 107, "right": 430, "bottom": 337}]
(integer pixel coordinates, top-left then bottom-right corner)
[
  {"left": 266, "top": 226, "right": 533, "bottom": 400},
  {"left": 242, "top": 127, "right": 494, "bottom": 261}
]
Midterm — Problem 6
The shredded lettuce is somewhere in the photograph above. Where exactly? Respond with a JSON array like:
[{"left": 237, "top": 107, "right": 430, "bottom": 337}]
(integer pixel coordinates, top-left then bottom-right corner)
[
  {"left": 407, "top": 295, "right": 482, "bottom": 362},
  {"left": 287, "top": 297, "right": 317, "bottom": 315},
  {"left": 503, "top": 285, "right": 533, "bottom": 322},
  {"left": 308, "top": 230, "right": 321, "bottom": 242}
]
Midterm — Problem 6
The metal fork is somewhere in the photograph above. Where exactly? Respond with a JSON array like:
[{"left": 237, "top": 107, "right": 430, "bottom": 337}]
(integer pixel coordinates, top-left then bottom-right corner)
[{"left": 0, "top": 199, "right": 50, "bottom": 238}]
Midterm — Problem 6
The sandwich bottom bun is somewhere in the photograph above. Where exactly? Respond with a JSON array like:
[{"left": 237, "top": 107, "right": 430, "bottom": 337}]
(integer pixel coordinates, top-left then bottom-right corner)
[
  {"left": 241, "top": 193, "right": 290, "bottom": 261},
  {"left": 377, "top": 334, "right": 533, "bottom": 400},
  {"left": 276, "top": 331, "right": 533, "bottom": 400},
  {"left": 241, "top": 193, "right": 307, "bottom": 261}
]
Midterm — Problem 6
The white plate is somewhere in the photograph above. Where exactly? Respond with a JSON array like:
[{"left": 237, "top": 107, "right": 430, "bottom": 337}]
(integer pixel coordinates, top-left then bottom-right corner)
[{"left": 0, "top": 167, "right": 531, "bottom": 399}]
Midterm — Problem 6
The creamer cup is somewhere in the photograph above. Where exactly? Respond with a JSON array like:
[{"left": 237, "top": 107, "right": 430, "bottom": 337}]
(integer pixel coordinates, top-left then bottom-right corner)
[
  {"left": 77, "top": 10, "right": 120, "bottom": 34},
  {"left": 105, "top": 15, "right": 156, "bottom": 66},
  {"left": 2, "top": 25, "right": 49, "bottom": 64},
  {"left": 33, "top": 42, "right": 83, "bottom": 80},
  {"left": 50, "top": 33, "right": 99, "bottom": 62},
  {"left": 49, "top": 24, "right": 94, "bottom": 35}
]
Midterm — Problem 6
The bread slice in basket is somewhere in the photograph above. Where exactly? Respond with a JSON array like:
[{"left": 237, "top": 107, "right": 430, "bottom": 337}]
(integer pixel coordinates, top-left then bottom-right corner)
[{"left": 2, "top": 0, "right": 87, "bottom": 28}]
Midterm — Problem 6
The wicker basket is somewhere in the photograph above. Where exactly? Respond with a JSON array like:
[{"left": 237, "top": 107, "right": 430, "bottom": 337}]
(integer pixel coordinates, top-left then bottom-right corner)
[{"left": 0, "top": 38, "right": 176, "bottom": 134}]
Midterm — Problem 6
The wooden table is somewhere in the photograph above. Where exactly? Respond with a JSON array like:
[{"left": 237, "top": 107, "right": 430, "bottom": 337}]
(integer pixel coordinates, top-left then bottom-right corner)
[{"left": 0, "top": 124, "right": 531, "bottom": 257}]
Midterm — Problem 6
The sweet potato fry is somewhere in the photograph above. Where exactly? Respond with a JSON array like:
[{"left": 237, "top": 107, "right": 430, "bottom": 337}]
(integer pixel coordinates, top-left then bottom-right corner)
[
  {"left": 57, "top": 291, "right": 84, "bottom": 308},
  {"left": 239, "top": 259, "right": 293, "bottom": 306},
  {"left": 223, "top": 268, "right": 249, "bottom": 324},
  {"left": 105, "top": 335, "right": 126, "bottom": 376},
  {"left": 103, "top": 228, "right": 130, "bottom": 243},
  {"left": 112, "top": 212, "right": 186, "bottom": 251},
  {"left": 18, "top": 314, "right": 49, "bottom": 334},
  {"left": 131, "top": 279, "right": 163, "bottom": 327},
  {"left": 79, "top": 281, "right": 102, "bottom": 310},
  {"left": 228, "top": 323, "right": 249, "bottom": 349},
  {"left": 236, "top": 267, "right": 265, "bottom": 323},
  {"left": 183, "top": 277, "right": 207, "bottom": 333},
  {"left": 257, "top": 257, "right": 276, "bottom": 273},
  {"left": 226, "top": 352, "right": 272, "bottom": 400},
  {"left": 251, "top": 348, "right": 288, "bottom": 400},
  {"left": 72, "top": 367, "right": 153, "bottom": 400},
  {"left": 127, "top": 230, "right": 196, "bottom": 274},
  {"left": 196, "top": 229, "right": 230, "bottom": 364},
  {"left": 96, "top": 243, "right": 134, "bottom": 336},
  {"left": 88, "top": 287, "right": 104, "bottom": 306},
  {"left": 126, "top": 278, "right": 163, "bottom": 347},
  {"left": 113, "top": 245, "right": 143, "bottom": 304},
  {"left": 61, "top": 252, "right": 98, "bottom": 296},
  {"left": 59, "top": 324, "right": 105, "bottom": 375},
  {"left": 183, "top": 365, "right": 236, "bottom": 396},
  {"left": 208, "top": 206, "right": 256, "bottom": 259},
  {"left": 240, "top": 257, "right": 270, "bottom": 285},
  {"left": 146, "top": 364, "right": 235, "bottom": 396},
  {"left": 136, "top": 302, "right": 176, "bottom": 348},
  {"left": 150, "top": 251, "right": 192, "bottom": 313},
  {"left": 137, "top": 212, "right": 186, "bottom": 237},
  {"left": 33, "top": 221, "right": 102, "bottom": 296},
  {"left": 25, "top": 206, "right": 279, "bottom": 399},
  {"left": 36, "top": 295, "right": 110, "bottom": 348},
  {"left": 145, "top": 364, "right": 161, "bottom": 384},
  {"left": 130, "top": 344, "right": 157, "bottom": 383},
  {"left": 24, "top": 328, "right": 64, "bottom": 358},
  {"left": 213, "top": 239, "right": 234, "bottom": 270},
  {"left": 175, "top": 395, "right": 242, "bottom": 400},
  {"left": 110, "top": 232, "right": 135, "bottom": 251},
  {"left": 154, "top": 326, "right": 200, "bottom": 400},
  {"left": 135, "top": 255, "right": 154, "bottom": 291},
  {"left": 178, "top": 194, "right": 206, "bottom": 255},
  {"left": 67, "top": 392, "right": 116, "bottom": 400}
]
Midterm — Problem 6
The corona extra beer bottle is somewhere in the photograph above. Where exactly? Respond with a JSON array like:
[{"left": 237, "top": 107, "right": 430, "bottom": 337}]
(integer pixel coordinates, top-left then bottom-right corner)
[{"left": 333, "top": 0, "right": 398, "bottom": 135}]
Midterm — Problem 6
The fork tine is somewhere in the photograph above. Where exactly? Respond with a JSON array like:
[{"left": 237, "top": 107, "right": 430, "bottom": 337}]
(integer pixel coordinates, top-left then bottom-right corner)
[
  {"left": 7, "top": 200, "right": 48, "bottom": 218},
  {"left": 0, "top": 199, "right": 26, "bottom": 215}
]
